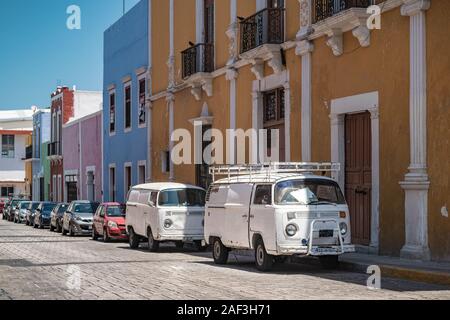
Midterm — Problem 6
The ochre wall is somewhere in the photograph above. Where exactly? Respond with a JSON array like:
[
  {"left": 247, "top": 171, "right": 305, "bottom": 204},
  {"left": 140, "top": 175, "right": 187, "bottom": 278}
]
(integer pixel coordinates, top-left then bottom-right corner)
[
  {"left": 310, "top": 8, "right": 410, "bottom": 256},
  {"left": 151, "top": 98, "right": 170, "bottom": 182},
  {"left": 152, "top": 0, "right": 169, "bottom": 93},
  {"left": 215, "top": 0, "right": 231, "bottom": 69},
  {"left": 426, "top": 0, "right": 450, "bottom": 261}
]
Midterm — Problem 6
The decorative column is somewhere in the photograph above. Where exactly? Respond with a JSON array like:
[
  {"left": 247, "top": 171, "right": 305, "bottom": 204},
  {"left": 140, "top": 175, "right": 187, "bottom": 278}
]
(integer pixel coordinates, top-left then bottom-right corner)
[
  {"left": 167, "top": 93, "right": 175, "bottom": 182},
  {"left": 400, "top": 0, "right": 431, "bottom": 261},
  {"left": 226, "top": 0, "right": 238, "bottom": 165},
  {"left": 251, "top": 91, "right": 263, "bottom": 164},
  {"left": 296, "top": 0, "right": 314, "bottom": 162}
]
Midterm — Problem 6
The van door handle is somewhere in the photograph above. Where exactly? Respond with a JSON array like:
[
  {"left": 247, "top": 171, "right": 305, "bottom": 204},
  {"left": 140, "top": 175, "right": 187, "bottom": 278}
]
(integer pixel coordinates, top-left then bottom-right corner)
[
  {"left": 128, "top": 204, "right": 137, "bottom": 207},
  {"left": 242, "top": 215, "right": 248, "bottom": 218},
  {"left": 249, "top": 215, "right": 255, "bottom": 218}
]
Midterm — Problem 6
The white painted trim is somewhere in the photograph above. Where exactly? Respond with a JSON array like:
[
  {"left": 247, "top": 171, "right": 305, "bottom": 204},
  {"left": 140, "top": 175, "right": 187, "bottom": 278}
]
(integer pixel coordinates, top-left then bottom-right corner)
[
  {"left": 252, "top": 70, "right": 291, "bottom": 163},
  {"left": 330, "top": 91, "right": 380, "bottom": 252},
  {"left": 137, "top": 160, "right": 147, "bottom": 185},
  {"left": 123, "top": 162, "right": 133, "bottom": 198},
  {"left": 85, "top": 166, "right": 96, "bottom": 175},
  {"left": 64, "top": 170, "right": 78, "bottom": 176}
]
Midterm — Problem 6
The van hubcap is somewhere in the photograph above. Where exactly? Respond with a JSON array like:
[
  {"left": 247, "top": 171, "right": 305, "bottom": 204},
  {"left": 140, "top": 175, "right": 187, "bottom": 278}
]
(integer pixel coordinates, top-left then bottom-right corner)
[
  {"left": 214, "top": 242, "right": 221, "bottom": 258},
  {"left": 256, "top": 246, "right": 264, "bottom": 265}
]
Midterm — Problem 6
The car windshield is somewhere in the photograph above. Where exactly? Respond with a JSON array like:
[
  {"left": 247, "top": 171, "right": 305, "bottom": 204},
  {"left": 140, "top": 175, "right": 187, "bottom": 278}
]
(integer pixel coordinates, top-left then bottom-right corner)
[
  {"left": 74, "top": 203, "right": 99, "bottom": 214},
  {"left": 30, "top": 203, "right": 40, "bottom": 210},
  {"left": 106, "top": 205, "right": 126, "bottom": 217},
  {"left": 11, "top": 200, "right": 20, "bottom": 207},
  {"left": 57, "top": 205, "right": 68, "bottom": 213},
  {"left": 159, "top": 189, "right": 206, "bottom": 207},
  {"left": 20, "top": 202, "right": 30, "bottom": 209},
  {"left": 42, "top": 204, "right": 57, "bottom": 214},
  {"left": 275, "top": 179, "right": 346, "bottom": 206}
]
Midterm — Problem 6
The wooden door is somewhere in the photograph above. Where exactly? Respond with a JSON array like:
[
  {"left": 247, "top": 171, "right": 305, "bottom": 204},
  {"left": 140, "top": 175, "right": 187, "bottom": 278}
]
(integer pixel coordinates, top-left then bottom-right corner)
[
  {"left": 263, "top": 88, "right": 285, "bottom": 162},
  {"left": 204, "top": 0, "right": 214, "bottom": 44},
  {"left": 345, "top": 112, "right": 372, "bottom": 246}
]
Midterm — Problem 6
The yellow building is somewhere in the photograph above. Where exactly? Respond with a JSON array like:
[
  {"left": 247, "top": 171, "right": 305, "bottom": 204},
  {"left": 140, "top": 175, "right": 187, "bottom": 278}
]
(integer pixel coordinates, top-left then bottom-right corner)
[{"left": 137, "top": 0, "right": 450, "bottom": 261}]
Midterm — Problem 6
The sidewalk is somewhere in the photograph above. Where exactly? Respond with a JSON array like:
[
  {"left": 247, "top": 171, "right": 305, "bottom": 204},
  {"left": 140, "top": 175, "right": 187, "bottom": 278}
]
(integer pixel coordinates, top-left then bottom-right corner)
[{"left": 322, "top": 253, "right": 450, "bottom": 286}]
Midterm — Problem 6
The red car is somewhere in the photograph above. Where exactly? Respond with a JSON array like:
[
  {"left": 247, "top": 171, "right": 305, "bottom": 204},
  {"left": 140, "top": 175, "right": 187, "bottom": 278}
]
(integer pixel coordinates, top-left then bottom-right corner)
[
  {"left": 0, "top": 200, "right": 5, "bottom": 214},
  {"left": 92, "top": 203, "right": 127, "bottom": 242}
]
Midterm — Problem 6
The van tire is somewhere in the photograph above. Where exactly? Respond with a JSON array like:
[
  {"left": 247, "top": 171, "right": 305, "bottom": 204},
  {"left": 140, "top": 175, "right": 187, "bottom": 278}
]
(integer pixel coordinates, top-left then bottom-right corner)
[
  {"left": 128, "top": 228, "right": 140, "bottom": 249},
  {"left": 319, "top": 256, "right": 339, "bottom": 269},
  {"left": 147, "top": 228, "right": 159, "bottom": 252},
  {"left": 212, "top": 238, "right": 229, "bottom": 265},
  {"left": 255, "top": 238, "right": 274, "bottom": 272}
]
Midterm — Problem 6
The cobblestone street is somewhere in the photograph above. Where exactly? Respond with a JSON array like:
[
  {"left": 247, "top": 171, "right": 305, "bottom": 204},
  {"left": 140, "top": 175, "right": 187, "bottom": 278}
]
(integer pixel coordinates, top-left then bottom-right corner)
[{"left": 0, "top": 219, "right": 449, "bottom": 300}]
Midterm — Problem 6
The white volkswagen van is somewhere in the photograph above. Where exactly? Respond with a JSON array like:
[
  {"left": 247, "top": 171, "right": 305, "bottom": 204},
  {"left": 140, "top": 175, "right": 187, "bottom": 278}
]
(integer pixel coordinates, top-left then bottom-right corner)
[
  {"left": 204, "top": 163, "right": 355, "bottom": 271},
  {"left": 126, "top": 183, "right": 207, "bottom": 252}
]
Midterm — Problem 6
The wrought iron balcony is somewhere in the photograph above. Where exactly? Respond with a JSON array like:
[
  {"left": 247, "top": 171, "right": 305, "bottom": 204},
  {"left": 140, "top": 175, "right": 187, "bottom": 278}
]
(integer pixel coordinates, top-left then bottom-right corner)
[
  {"left": 48, "top": 141, "right": 61, "bottom": 157},
  {"left": 313, "top": 0, "right": 373, "bottom": 24},
  {"left": 240, "top": 8, "right": 285, "bottom": 54},
  {"left": 181, "top": 43, "right": 214, "bottom": 79},
  {"left": 25, "top": 145, "right": 33, "bottom": 160}
]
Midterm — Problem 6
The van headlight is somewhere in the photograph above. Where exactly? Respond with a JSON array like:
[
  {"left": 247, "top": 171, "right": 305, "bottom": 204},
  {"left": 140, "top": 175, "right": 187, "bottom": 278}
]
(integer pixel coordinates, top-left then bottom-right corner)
[
  {"left": 164, "top": 219, "right": 173, "bottom": 229},
  {"left": 285, "top": 224, "right": 298, "bottom": 237},
  {"left": 340, "top": 222, "right": 348, "bottom": 236}
]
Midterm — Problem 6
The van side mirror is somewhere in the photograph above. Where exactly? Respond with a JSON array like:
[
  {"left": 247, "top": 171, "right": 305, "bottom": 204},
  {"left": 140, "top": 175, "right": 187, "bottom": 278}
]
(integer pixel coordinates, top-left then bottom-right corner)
[{"left": 148, "top": 200, "right": 155, "bottom": 207}]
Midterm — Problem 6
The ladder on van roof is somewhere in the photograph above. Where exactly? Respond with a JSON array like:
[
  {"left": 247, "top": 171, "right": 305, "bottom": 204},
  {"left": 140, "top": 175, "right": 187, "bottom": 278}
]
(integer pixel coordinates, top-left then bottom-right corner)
[{"left": 209, "top": 162, "right": 341, "bottom": 183}]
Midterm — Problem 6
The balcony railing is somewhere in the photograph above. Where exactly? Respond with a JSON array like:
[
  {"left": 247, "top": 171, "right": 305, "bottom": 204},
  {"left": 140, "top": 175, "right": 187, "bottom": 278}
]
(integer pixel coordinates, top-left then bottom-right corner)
[
  {"left": 48, "top": 141, "right": 61, "bottom": 157},
  {"left": 240, "top": 8, "right": 285, "bottom": 54},
  {"left": 25, "top": 145, "right": 33, "bottom": 160},
  {"left": 181, "top": 43, "right": 214, "bottom": 79},
  {"left": 313, "top": 0, "right": 373, "bottom": 24}
]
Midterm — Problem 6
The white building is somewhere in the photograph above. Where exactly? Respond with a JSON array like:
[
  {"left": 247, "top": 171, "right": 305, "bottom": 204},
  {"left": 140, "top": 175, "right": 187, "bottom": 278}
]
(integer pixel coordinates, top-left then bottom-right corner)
[{"left": 0, "top": 109, "right": 34, "bottom": 199}]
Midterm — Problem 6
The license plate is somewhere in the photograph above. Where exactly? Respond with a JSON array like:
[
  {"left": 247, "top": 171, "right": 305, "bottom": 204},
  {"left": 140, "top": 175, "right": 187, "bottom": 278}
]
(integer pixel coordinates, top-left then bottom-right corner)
[
  {"left": 310, "top": 247, "right": 340, "bottom": 255},
  {"left": 319, "top": 230, "right": 334, "bottom": 238}
]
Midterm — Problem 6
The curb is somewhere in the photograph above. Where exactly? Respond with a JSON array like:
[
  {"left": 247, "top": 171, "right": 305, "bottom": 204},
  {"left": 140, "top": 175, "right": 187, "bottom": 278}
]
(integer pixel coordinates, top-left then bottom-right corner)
[{"left": 340, "top": 260, "right": 450, "bottom": 286}]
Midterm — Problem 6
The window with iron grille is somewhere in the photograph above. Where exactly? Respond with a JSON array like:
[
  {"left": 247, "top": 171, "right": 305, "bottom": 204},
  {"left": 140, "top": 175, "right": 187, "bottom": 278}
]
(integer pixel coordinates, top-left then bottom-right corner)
[
  {"left": 124, "top": 85, "right": 132, "bottom": 130},
  {"left": 109, "top": 93, "right": 116, "bottom": 133},
  {"left": 1, "top": 135, "right": 15, "bottom": 158},
  {"left": 263, "top": 88, "right": 285, "bottom": 124},
  {"left": 138, "top": 78, "right": 146, "bottom": 126}
]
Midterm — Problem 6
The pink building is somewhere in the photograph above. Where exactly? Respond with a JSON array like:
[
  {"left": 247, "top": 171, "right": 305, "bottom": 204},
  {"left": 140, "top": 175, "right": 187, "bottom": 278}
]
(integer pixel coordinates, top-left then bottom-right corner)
[{"left": 62, "top": 110, "right": 102, "bottom": 202}]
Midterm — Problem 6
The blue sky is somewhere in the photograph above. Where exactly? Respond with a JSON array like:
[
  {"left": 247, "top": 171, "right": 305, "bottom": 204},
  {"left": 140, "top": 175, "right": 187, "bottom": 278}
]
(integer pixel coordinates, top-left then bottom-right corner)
[{"left": 0, "top": 0, "right": 140, "bottom": 110}]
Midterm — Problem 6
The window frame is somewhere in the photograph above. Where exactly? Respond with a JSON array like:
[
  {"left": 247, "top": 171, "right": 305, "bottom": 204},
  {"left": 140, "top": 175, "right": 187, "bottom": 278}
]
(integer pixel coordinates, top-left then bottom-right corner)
[
  {"left": 1, "top": 135, "right": 15, "bottom": 158},
  {"left": 124, "top": 82, "right": 132, "bottom": 132},
  {"left": 109, "top": 90, "right": 116, "bottom": 135},
  {"left": 138, "top": 75, "right": 147, "bottom": 128}
]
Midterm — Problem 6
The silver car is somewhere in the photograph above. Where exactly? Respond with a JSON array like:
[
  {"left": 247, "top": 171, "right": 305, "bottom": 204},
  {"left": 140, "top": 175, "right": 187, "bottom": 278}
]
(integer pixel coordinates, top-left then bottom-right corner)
[
  {"left": 14, "top": 201, "right": 31, "bottom": 224},
  {"left": 62, "top": 201, "right": 99, "bottom": 236}
]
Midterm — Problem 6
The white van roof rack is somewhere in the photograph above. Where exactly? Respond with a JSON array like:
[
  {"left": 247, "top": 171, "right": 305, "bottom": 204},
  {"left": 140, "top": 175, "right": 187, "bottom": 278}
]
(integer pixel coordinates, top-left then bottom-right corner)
[{"left": 210, "top": 162, "right": 340, "bottom": 183}]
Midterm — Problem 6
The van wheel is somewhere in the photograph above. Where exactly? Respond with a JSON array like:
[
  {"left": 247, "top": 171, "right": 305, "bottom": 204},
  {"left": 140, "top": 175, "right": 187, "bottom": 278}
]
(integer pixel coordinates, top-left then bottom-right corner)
[
  {"left": 212, "top": 239, "right": 229, "bottom": 265},
  {"left": 147, "top": 229, "right": 159, "bottom": 252},
  {"left": 128, "top": 228, "right": 140, "bottom": 249},
  {"left": 255, "top": 238, "right": 274, "bottom": 272},
  {"left": 319, "top": 256, "right": 339, "bottom": 269}
]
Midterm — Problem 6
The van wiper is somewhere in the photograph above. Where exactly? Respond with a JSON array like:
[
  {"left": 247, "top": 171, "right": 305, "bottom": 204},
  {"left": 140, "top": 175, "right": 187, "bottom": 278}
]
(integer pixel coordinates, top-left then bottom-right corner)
[{"left": 308, "top": 200, "right": 336, "bottom": 206}]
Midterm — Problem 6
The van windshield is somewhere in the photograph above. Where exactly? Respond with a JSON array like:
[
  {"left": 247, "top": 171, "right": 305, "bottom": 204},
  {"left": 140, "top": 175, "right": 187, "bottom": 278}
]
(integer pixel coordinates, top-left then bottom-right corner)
[
  {"left": 159, "top": 189, "right": 205, "bottom": 207},
  {"left": 275, "top": 179, "right": 346, "bottom": 206}
]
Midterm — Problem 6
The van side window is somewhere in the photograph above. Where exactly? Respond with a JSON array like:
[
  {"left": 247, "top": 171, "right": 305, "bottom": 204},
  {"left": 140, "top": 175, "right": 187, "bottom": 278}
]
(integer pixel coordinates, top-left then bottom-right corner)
[
  {"left": 128, "top": 190, "right": 140, "bottom": 203},
  {"left": 254, "top": 185, "right": 272, "bottom": 205},
  {"left": 138, "top": 190, "right": 150, "bottom": 204},
  {"left": 149, "top": 192, "right": 158, "bottom": 207}
]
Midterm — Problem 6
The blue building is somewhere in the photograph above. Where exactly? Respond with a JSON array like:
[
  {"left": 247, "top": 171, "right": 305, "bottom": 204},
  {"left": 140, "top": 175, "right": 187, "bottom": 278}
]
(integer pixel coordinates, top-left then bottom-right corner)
[
  {"left": 31, "top": 109, "right": 51, "bottom": 201},
  {"left": 103, "top": 0, "right": 149, "bottom": 203}
]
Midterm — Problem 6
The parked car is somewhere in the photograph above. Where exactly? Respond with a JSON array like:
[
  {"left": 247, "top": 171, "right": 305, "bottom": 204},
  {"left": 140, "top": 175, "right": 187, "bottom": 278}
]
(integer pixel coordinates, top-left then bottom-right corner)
[
  {"left": 62, "top": 201, "right": 99, "bottom": 236},
  {"left": 14, "top": 201, "right": 31, "bottom": 223},
  {"left": 92, "top": 203, "right": 127, "bottom": 242},
  {"left": 204, "top": 163, "right": 356, "bottom": 271},
  {"left": 5, "top": 198, "right": 22, "bottom": 222},
  {"left": 50, "top": 203, "right": 69, "bottom": 232},
  {"left": 25, "top": 202, "right": 41, "bottom": 226},
  {"left": 0, "top": 199, "right": 5, "bottom": 215},
  {"left": 34, "top": 202, "right": 58, "bottom": 229},
  {"left": 126, "top": 183, "right": 206, "bottom": 252}
]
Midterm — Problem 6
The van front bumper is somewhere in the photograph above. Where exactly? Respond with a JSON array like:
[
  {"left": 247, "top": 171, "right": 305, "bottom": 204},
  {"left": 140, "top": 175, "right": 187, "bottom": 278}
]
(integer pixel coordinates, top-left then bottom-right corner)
[
  {"left": 157, "top": 234, "right": 204, "bottom": 242},
  {"left": 277, "top": 244, "right": 356, "bottom": 256}
]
